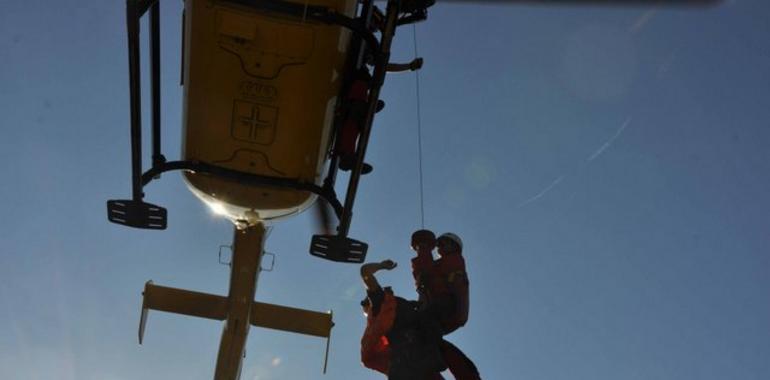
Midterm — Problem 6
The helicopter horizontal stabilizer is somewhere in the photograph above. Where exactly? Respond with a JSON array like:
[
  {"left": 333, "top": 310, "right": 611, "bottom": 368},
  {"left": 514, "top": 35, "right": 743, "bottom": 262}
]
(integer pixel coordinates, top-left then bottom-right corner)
[
  {"left": 309, "top": 235, "right": 368, "bottom": 263},
  {"left": 138, "top": 281, "right": 333, "bottom": 344},
  {"left": 139, "top": 281, "right": 228, "bottom": 344},
  {"left": 251, "top": 301, "right": 333, "bottom": 338},
  {"left": 107, "top": 200, "right": 167, "bottom": 230}
]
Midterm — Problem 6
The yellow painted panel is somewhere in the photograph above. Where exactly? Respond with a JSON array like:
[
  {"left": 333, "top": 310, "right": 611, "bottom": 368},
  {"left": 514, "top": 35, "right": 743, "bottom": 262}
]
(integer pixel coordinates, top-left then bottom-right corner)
[
  {"left": 251, "top": 301, "right": 333, "bottom": 338},
  {"left": 143, "top": 283, "right": 228, "bottom": 321},
  {"left": 181, "top": 0, "right": 357, "bottom": 223}
]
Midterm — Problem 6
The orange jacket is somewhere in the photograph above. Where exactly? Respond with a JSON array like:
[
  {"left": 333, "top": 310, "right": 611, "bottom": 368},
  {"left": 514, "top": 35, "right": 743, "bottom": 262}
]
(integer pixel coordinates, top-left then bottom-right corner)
[{"left": 361, "top": 292, "right": 397, "bottom": 374}]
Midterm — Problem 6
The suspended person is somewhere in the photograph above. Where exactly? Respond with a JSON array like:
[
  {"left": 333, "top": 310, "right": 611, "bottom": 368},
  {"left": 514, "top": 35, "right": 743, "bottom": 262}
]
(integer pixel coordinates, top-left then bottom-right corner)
[
  {"left": 411, "top": 230, "right": 470, "bottom": 333},
  {"left": 360, "top": 259, "right": 447, "bottom": 379},
  {"left": 411, "top": 230, "right": 481, "bottom": 380}
]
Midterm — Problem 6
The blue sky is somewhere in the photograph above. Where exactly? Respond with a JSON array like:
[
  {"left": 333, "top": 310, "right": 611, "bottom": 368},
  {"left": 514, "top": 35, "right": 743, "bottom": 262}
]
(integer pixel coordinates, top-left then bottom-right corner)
[{"left": 1, "top": 0, "right": 769, "bottom": 379}]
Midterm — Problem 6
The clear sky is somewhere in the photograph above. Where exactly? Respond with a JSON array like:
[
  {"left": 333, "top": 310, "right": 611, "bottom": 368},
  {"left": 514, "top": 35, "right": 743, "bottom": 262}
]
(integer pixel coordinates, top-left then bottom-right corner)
[{"left": 1, "top": 0, "right": 769, "bottom": 379}]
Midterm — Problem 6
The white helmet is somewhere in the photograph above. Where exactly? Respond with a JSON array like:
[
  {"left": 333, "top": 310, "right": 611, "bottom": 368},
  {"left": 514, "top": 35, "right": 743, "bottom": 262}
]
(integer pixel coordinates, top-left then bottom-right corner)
[{"left": 438, "top": 232, "right": 463, "bottom": 252}]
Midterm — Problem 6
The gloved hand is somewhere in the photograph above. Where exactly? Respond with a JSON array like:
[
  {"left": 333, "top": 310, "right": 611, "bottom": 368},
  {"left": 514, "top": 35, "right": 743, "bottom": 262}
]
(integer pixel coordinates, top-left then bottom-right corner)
[{"left": 379, "top": 259, "right": 397, "bottom": 270}]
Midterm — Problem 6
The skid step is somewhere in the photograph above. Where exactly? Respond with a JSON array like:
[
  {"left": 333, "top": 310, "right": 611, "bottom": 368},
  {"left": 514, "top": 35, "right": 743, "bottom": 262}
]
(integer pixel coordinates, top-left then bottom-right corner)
[
  {"left": 309, "top": 235, "right": 368, "bottom": 263},
  {"left": 107, "top": 200, "right": 167, "bottom": 230}
]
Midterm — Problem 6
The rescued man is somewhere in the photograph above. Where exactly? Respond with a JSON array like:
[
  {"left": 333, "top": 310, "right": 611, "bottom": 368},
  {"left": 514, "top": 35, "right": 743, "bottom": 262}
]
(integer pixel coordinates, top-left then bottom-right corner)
[{"left": 360, "top": 259, "right": 447, "bottom": 379}]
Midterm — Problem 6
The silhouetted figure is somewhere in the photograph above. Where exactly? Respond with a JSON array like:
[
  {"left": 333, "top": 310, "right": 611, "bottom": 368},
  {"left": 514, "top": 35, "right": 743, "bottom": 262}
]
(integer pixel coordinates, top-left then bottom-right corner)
[
  {"left": 360, "top": 260, "right": 446, "bottom": 379},
  {"left": 411, "top": 230, "right": 481, "bottom": 380}
]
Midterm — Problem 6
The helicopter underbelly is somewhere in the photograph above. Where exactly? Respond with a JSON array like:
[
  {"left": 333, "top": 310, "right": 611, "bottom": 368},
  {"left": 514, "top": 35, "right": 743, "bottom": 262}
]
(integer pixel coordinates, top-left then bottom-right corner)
[{"left": 181, "top": 0, "right": 356, "bottom": 224}]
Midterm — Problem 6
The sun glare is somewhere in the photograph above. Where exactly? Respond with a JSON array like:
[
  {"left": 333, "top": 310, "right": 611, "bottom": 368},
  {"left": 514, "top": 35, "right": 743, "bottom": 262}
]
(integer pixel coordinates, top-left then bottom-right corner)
[{"left": 207, "top": 201, "right": 228, "bottom": 216}]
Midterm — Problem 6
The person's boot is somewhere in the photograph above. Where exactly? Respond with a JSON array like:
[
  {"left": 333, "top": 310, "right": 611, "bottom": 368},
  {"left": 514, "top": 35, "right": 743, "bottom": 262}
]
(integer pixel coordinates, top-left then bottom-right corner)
[{"left": 339, "top": 155, "right": 373, "bottom": 174}]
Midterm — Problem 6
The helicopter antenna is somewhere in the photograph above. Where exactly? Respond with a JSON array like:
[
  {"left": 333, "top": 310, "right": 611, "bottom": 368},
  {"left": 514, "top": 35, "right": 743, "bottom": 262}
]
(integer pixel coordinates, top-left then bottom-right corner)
[{"left": 413, "top": 24, "right": 426, "bottom": 229}]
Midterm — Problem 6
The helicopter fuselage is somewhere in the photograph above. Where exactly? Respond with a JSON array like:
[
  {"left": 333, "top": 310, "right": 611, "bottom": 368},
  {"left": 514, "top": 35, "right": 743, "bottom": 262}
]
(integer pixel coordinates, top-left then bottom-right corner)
[{"left": 181, "top": 0, "right": 357, "bottom": 224}]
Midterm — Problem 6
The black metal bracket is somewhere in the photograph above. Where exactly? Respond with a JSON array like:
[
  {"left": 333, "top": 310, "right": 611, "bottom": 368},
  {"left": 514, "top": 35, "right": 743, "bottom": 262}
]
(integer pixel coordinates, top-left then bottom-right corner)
[
  {"left": 310, "top": 235, "right": 368, "bottom": 263},
  {"left": 304, "top": 0, "right": 416, "bottom": 263},
  {"left": 107, "top": 199, "right": 167, "bottom": 229},
  {"left": 334, "top": 0, "right": 403, "bottom": 239},
  {"left": 110, "top": 0, "right": 166, "bottom": 230}
]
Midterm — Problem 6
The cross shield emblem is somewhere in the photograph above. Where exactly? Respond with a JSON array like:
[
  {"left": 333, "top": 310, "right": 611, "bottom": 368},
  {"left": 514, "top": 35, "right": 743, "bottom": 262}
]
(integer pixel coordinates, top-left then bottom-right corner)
[{"left": 231, "top": 100, "right": 278, "bottom": 145}]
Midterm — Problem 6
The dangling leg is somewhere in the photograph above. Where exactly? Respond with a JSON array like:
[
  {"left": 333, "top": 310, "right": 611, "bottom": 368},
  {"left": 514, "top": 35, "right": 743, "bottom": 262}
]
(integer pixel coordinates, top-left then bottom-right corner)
[{"left": 440, "top": 339, "right": 481, "bottom": 380}]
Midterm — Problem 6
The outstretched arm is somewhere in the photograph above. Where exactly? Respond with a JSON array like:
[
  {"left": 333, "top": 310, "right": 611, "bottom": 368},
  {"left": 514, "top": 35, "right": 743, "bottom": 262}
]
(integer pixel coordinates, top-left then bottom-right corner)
[{"left": 360, "top": 260, "right": 397, "bottom": 292}]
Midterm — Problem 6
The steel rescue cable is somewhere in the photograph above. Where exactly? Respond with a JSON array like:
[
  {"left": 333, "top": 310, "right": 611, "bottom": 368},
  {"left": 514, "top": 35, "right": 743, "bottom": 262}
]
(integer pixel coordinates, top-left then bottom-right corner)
[{"left": 413, "top": 24, "right": 426, "bottom": 229}]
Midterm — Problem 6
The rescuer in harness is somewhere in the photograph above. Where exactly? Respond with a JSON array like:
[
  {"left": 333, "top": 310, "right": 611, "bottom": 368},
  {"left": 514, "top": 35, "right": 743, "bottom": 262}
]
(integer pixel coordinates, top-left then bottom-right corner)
[
  {"left": 334, "top": 68, "right": 383, "bottom": 175},
  {"left": 360, "top": 259, "right": 446, "bottom": 379},
  {"left": 411, "top": 230, "right": 481, "bottom": 380}
]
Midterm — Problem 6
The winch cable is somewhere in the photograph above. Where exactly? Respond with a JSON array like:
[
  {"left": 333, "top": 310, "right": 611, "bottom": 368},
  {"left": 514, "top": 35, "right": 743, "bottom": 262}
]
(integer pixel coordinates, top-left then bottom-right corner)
[{"left": 413, "top": 24, "right": 426, "bottom": 229}]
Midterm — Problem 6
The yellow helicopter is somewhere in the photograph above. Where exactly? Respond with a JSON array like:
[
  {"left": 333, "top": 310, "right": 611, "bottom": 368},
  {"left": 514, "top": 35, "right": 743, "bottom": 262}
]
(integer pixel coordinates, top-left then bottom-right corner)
[{"left": 106, "top": 0, "right": 722, "bottom": 379}]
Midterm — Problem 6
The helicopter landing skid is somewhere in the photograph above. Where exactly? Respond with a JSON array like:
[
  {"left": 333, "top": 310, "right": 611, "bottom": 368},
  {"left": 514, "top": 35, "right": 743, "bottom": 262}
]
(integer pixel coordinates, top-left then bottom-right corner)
[{"left": 309, "top": 235, "right": 368, "bottom": 263}]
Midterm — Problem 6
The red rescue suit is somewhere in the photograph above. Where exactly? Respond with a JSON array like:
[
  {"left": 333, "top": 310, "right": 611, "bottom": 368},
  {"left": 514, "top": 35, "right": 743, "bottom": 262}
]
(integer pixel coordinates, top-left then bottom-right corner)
[
  {"left": 361, "top": 289, "right": 447, "bottom": 379},
  {"left": 412, "top": 251, "right": 481, "bottom": 380},
  {"left": 411, "top": 251, "right": 470, "bottom": 334},
  {"left": 361, "top": 292, "right": 397, "bottom": 375},
  {"left": 335, "top": 70, "right": 370, "bottom": 160}
]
